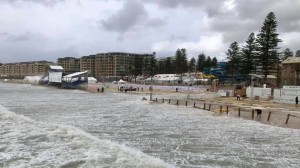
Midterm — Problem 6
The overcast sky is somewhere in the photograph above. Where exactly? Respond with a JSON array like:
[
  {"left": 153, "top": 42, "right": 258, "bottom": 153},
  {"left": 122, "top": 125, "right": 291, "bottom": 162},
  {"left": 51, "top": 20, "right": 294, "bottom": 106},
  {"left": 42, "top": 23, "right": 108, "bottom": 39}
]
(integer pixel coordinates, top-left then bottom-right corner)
[{"left": 1, "top": 0, "right": 300, "bottom": 63}]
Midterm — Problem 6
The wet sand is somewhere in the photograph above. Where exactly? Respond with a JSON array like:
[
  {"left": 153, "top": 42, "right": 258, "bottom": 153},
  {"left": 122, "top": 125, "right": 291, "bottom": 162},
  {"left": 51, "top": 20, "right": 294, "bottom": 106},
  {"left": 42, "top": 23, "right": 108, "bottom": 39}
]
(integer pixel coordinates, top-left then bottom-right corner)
[{"left": 88, "top": 83, "right": 300, "bottom": 129}]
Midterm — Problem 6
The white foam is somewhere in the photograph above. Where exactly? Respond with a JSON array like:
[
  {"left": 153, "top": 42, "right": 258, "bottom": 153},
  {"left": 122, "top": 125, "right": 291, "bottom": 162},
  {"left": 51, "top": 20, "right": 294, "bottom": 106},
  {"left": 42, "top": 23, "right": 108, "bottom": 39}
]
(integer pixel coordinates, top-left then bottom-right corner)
[{"left": 0, "top": 105, "right": 174, "bottom": 168}]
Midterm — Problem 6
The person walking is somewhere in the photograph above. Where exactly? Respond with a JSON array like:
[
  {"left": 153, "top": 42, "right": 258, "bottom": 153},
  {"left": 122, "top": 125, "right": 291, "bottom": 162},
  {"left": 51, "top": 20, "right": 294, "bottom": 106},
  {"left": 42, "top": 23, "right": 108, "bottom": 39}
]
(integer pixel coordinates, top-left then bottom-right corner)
[{"left": 296, "top": 96, "right": 298, "bottom": 105}]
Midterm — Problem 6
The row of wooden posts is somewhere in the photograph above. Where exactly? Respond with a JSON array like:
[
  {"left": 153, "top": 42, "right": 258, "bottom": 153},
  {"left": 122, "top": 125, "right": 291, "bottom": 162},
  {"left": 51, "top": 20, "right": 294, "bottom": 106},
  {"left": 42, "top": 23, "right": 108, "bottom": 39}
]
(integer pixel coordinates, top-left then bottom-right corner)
[{"left": 152, "top": 97, "right": 299, "bottom": 125}]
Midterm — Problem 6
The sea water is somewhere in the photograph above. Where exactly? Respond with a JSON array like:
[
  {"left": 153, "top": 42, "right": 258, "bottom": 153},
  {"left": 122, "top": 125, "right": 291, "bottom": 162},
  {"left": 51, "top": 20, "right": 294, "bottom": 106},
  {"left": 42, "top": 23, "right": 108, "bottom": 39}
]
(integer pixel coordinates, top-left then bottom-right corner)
[{"left": 0, "top": 83, "right": 300, "bottom": 168}]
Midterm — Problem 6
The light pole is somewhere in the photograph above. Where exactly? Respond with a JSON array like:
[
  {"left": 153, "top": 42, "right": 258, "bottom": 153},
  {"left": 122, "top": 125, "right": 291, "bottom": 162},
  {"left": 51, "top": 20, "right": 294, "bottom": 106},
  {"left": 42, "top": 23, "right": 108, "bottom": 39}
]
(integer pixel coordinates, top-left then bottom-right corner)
[
  {"left": 150, "top": 76, "right": 153, "bottom": 101},
  {"left": 150, "top": 51, "right": 156, "bottom": 101},
  {"left": 187, "top": 74, "right": 191, "bottom": 99},
  {"left": 250, "top": 74, "right": 254, "bottom": 103}
]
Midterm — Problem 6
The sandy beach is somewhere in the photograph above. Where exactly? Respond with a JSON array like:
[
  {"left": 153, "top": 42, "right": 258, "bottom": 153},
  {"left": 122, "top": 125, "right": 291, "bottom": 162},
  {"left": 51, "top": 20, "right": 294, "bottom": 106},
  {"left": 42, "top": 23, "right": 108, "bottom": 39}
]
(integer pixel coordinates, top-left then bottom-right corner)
[{"left": 88, "top": 82, "right": 300, "bottom": 129}]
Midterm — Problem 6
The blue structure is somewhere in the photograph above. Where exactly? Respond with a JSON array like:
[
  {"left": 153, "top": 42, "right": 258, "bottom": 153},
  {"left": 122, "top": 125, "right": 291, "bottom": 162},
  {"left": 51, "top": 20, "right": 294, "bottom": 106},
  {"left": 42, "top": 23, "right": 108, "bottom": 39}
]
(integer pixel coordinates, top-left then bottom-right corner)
[{"left": 203, "top": 62, "right": 246, "bottom": 84}]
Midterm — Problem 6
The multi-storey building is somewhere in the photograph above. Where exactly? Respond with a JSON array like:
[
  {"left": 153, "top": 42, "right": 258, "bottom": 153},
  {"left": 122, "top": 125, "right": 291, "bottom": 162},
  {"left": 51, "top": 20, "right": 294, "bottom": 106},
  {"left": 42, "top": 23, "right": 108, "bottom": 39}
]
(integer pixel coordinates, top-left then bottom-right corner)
[
  {"left": 2, "top": 52, "right": 154, "bottom": 80},
  {"left": 80, "top": 55, "right": 96, "bottom": 77},
  {"left": 57, "top": 57, "right": 80, "bottom": 74},
  {"left": 281, "top": 57, "right": 300, "bottom": 86},
  {"left": 94, "top": 52, "right": 154, "bottom": 81},
  {"left": 0, "top": 61, "right": 54, "bottom": 78}
]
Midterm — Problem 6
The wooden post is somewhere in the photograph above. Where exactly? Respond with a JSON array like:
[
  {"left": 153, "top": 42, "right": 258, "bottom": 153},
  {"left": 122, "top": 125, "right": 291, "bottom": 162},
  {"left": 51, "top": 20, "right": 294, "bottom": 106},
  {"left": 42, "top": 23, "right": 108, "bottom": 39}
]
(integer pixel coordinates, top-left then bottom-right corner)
[
  {"left": 176, "top": 100, "right": 179, "bottom": 105},
  {"left": 226, "top": 106, "right": 229, "bottom": 114},
  {"left": 252, "top": 109, "right": 254, "bottom": 119},
  {"left": 204, "top": 103, "right": 206, "bottom": 110},
  {"left": 208, "top": 104, "right": 211, "bottom": 111},
  {"left": 267, "top": 111, "right": 271, "bottom": 121},
  {"left": 285, "top": 114, "right": 290, "bottom": 124},
  {"left": 186, "top": 101, "right": 188, "bottom": 106},
  {"left": 194, "top": 102, "right": 196, "bottom": 107},
  {"left": 238, "top": 108, "right": 240, "bottom": 117},
  {"left": 220, "top": 106, "right": 222, "bottom": 113},
  {"left": 162, "top": 98, "right": 164, "bottom": 103},
  {"left": 169, "top": 99, "right": 170, "bottom": 104}
]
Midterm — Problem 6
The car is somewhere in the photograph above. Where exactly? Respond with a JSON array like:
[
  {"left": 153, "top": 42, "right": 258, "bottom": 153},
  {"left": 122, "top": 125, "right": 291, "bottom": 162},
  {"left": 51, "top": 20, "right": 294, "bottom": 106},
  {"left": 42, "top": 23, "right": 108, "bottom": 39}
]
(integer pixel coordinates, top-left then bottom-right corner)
[{"left": 120, "top": 86, "right": 137, "bottom": 92}]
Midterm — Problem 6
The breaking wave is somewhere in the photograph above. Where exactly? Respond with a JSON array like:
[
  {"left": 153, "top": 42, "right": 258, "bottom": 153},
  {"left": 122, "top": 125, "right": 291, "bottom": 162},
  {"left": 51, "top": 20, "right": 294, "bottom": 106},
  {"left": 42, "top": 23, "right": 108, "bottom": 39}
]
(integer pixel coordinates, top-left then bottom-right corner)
[{"left": 0, "top": 105, "right": 174, "bottom": 168}]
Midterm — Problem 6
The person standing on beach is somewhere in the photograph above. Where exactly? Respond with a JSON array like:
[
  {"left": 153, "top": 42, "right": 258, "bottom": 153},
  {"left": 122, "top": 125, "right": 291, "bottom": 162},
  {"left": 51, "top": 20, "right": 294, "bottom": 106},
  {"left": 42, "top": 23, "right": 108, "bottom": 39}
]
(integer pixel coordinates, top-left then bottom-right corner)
[
  {"left": 97, "top": 88, "right": 100, "bottom": 93},
  {"left": 296, "top": 96, "right": 298, "bottom": 105},
  {"left": 237, "top": 95, "right": 241, "bottom": 101}
]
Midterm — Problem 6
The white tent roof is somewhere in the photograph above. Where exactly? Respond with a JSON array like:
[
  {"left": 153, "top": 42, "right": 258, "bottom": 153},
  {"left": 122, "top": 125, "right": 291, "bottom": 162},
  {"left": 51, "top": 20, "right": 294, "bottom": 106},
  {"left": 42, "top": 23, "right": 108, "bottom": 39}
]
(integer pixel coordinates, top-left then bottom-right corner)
[
  {"left": 63, "top": 71, "right": 88, "bottom": 78},
  {"left": 49, "top": 65, "right": 63, "bottom": 70},
  {"left": 88, "top": 77, "right": 97, "bottom": 81},
  {"left": 250, "top": 74, "right": 277, "bottom": 79}
]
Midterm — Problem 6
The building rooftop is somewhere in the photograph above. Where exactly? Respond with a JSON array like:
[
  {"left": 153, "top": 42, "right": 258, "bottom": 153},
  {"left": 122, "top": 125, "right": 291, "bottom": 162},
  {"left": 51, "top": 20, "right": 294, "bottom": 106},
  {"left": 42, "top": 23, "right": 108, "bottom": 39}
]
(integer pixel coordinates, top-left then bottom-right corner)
[
  {"left": 49, "top": 65, "right": 63, "bottom": 70},
  {"left": 282, "top": 57, "right": 300, "bottom": 64}
]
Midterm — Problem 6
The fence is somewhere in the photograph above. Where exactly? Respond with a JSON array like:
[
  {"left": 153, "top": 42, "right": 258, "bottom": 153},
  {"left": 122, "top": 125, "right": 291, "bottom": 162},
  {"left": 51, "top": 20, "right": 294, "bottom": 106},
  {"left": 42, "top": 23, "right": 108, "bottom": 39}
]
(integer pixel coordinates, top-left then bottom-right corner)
[{"left": 151, "top": 97, "right": 300, "bottom": 129}]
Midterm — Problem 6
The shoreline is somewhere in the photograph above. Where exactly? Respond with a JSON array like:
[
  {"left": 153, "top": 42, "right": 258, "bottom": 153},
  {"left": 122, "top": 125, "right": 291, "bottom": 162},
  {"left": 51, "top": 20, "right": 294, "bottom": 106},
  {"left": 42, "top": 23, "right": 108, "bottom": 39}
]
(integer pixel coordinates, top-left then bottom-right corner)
[
  {"left": 88, "top": 83, "right": 300, "bottom": 129},
  {"left": 3, "top": 81, "right": 300, "bottom": 129}
]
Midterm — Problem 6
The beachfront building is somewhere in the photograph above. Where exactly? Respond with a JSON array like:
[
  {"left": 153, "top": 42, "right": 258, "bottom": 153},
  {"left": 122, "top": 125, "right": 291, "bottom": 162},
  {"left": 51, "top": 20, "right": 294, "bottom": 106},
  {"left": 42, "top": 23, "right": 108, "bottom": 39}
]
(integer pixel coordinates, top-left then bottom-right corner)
[
  {"left": 281, "top": 57, "right": 300, "bottom": 86},
  {"left": 0, "top": 61, "right": 54, "bottom": 78},
  {"left": 48, "top": 65, "right": 64, "bottom": 85},
  {"left": 94, "top": 52, "right": 154, "bottom": 82},
  {"left": 57, "top": 57, "right": 80, "bottom": 74},
  {"left": 80, "top": 55, "right": 96, "bottom": 77},
  {"left": 57, "top": 52, "right": 155, "bottom": 82}
]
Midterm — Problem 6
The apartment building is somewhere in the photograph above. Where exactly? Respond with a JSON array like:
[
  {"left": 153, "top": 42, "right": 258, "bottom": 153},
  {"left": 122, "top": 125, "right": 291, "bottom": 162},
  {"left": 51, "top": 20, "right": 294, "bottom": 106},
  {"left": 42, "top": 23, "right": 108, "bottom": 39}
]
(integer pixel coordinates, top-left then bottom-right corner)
[
  {"left": 0, "top": 61, "right": 54, "bottom": 78},
  {"left": 57, "top": 57, "right": 80, "bottom": 74},
  {"left": 94, "top": 52, "right": 154, "bottom": 80},
  {"left": 281, "top": 57, "right": 300, "bottom": 86},
  {"left": 80, "top": 55, "right": 96, "bottom": 77},
  {"left": 63, "top": 52, "right": 154, "bottom": 80}
]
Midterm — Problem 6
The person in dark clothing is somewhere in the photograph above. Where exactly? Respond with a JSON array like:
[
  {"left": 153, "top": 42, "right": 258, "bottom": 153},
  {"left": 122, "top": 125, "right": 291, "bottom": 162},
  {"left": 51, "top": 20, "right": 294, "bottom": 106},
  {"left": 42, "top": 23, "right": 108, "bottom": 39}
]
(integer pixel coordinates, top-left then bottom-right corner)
[
  {"left": 237, "top": 95, "right": 241, "bottom": 101},
  {"left": 255, "top": 109, "right": 262, "bottom": 118},
  {"left": 101, "top": 87, "right": 104, "bottom": 92},
  {"left": 97, "top": 88, "right": 100, "bottom": 93},
  {"left": 296, "top": 96, "right": 298, "bottom": 105}
]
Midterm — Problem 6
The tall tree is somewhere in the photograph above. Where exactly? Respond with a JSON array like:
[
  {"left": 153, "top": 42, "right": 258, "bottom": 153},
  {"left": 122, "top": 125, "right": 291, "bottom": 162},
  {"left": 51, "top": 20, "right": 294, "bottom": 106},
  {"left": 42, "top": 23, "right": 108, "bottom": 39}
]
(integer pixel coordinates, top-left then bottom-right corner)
[
  {"left": 189, "top": 57, "right": 196, "bottom": 72},
  {"left": 256, "top": 12, "right": 282, "bottom": 83},
  {"left": 149, "top": 52, "right": 157, "bottom": 76},
  {"left": 280, "top": 48, "right": 293, "bottom": 61},
  {"left": 157, "top": 60, "right": 165, "bottom": 74},
  {"left": 204, "top": 56, "right": 212, "bottom": 68},
  {"left": 226, "top": 41, "right": 241, "bottom": 85},
  {"left": 211, "top": 57, "right": 218, "bottom": 67},
  {"left": 196, "top": 52, "right": 206, "bottom": 71},
  {"left": 165, "top": 57, "right": 174, "bottom": 73},
  {"left": 241, "top": 32, "right": 257, "bottom": 75},
  {"left": 180, "top": 48, "right": 189, "bottom": 73},
  {"left": 175, "top": 48, "right": 188, "bottom": 74}
]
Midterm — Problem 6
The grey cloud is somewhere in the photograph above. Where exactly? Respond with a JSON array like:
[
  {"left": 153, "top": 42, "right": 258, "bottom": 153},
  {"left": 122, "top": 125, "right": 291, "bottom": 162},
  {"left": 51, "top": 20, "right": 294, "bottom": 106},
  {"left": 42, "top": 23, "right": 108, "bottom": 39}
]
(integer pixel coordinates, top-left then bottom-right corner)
[
  {"left": 1, "top": 0, "right": 65, "bottom": 7},
  {"left": 102, "top": 0, "right": 147, "bottom": 33},
  {"left": 146, "top": 18, "right": 165, "bottom": 27},
  {"left": 0, "top": 32, "right": 8, "bottom": 36},
  {"left": 143, "top": 0, "right": 226, "bottom": 17},
  {"left": 4, "top": 32, "right": 43, "bottom": 42}
]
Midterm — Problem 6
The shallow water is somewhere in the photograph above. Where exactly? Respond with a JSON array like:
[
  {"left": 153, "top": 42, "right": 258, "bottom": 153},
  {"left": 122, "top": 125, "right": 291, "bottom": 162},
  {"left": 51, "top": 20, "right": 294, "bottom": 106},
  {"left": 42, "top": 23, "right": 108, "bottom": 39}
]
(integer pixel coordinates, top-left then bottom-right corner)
[{"left": 0, "top": 83, "right": 300, "bottom": 167}]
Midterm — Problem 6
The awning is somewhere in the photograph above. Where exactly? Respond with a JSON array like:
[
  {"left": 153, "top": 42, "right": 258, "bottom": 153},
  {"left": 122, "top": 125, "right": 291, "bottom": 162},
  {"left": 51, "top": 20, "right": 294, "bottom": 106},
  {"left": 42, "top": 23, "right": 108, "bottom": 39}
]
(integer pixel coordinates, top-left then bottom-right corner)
[
  {"left": 63, "top": 71, "right": 88, "bottom": 78},
  {"left": 49, "top": 65, "right": 63, "bottom": 70}
]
